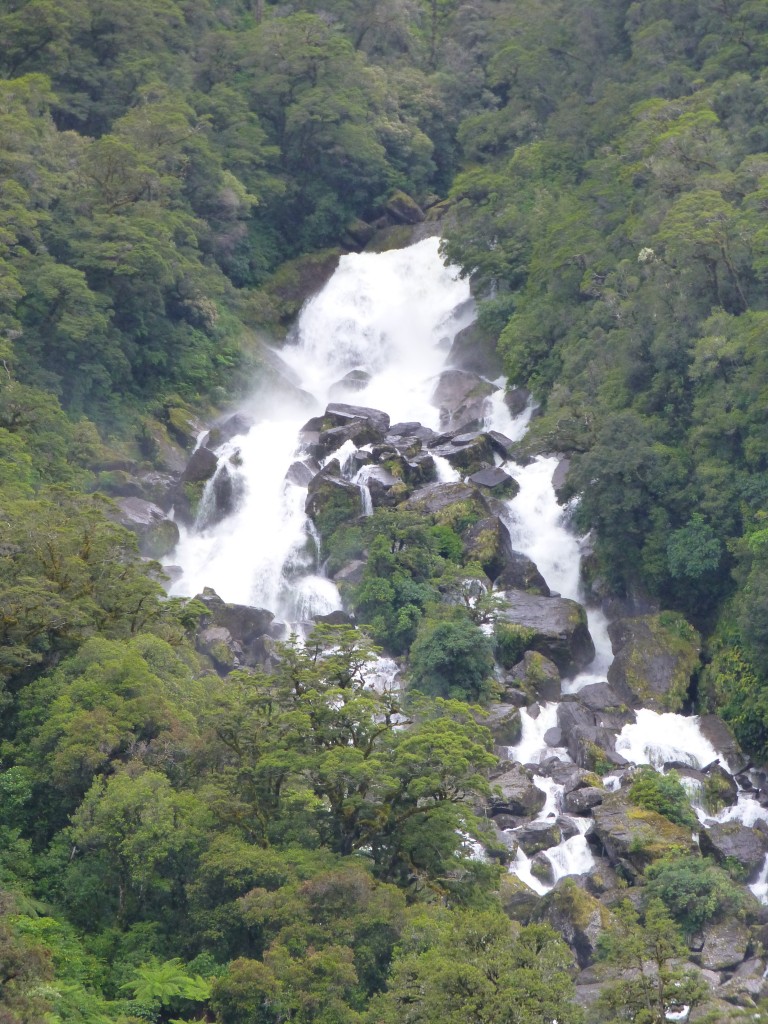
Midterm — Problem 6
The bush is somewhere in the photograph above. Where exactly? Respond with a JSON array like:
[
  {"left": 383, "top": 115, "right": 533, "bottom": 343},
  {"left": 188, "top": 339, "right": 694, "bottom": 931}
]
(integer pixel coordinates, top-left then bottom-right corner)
[
  {"left": 408, "top": 614, "right": 495, "bottom": 703},
  {"left": 628, "top": 767, "right": 697, "bottom": 830},
  {"left": 494, "top": 622, "right": 537, "bottom": 669},
  {"left": 645, "top": 855, "right": 746, "bottom": 935}
]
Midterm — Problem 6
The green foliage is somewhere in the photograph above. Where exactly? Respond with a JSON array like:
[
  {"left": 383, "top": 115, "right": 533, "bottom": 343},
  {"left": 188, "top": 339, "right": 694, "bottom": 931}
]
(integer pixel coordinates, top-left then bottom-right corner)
[
  {"left": 596, "top": 898, "right": 707, "bottom": 1023},
  {"left": 367, "top": 909, "right": 583, "bottom": 1024},
  {"left": 408, "top": 612, "right": 495, "bottom": 703},
  {"left": 494, "top": 622, "right": 537, "bottom": 669},
  {"left": 628, "top": 767, "right": 697, "bottom": 830},
  {"left": 645, "top": 855, "right": 746, "bottom": 936}
]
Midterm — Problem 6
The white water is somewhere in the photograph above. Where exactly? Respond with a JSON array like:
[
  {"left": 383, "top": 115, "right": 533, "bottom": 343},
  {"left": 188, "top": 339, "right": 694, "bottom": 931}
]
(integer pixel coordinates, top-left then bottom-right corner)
[
  {"left": 170, "top": 238, "right": 471, "bottom": 620},
  {"left": 167, "top": 236, "right": 768, "bottom": 902}
]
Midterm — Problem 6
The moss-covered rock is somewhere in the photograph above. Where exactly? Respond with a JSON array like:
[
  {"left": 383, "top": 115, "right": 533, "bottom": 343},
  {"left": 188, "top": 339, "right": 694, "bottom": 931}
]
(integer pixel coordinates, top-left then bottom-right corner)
[
  {"left": 534, "top": 878, "right": 612, "bottom": 968},
  {"left": 499, "top": 873, "right": 540, "bottom": 923},
  {"left": 257, "top": 248, "right": 342, "bottom": 325},
  {"left": 607, "top": 612, "right": 701, "bottom": 712},
  {"left": 591, "top": 791, "right": 695, "bottom": 879},
  {"left": 463, "top": 516, "right": 515, "bottom": 582},
  {"left": 305, "top": 470, "right": 362, "bottom": 548},
  {"left": 401, "top": 482, "right": 488, "bottom": 531},
  {"left": 496, "top": 589, "right": 595, "bottom": 676}
]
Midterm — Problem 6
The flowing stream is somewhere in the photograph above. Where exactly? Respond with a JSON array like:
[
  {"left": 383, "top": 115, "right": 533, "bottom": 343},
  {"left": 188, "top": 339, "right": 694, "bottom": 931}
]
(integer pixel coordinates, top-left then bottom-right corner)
[{"left": 168, "top": 237, "right": 768, "bottom": 898}]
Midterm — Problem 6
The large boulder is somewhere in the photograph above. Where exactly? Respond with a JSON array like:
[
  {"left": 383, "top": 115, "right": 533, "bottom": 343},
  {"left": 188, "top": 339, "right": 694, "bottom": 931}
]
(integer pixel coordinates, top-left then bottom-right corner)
[
  {"left": 194, "top": 588, "right": 275, "bottom": 667},
  {"left": 697, "top": 714, "right": 750, "bottom": 775},
  {"left": 590, "top": 790, "right": 695, "bottom": 879},
  {"left": 505, "top": 651, "right": 562, "bottom": 702},
  {"left": 202, "top": 412, "right": 255, "bottom": 449},
  {"left": 463, "top": 516, "right": 515, "bottom": 582},
  {"left": 305, "top": 469, "right": 362, "bottom": 540},
  {"left": 499, "top": 874, "right": 540, "bottom": 924},
  {"left": 429, "top": 431, "right": 496, "bottom": 474},
  {"left": 494, "top": 551, "right": 550, "bottom": 595},
  {"left": 514, "top": 820, "right": 562, "bottom": 855},
  {"left": 196, "top": 625, "right": 243, "bottom": 673},
  {"left": 496, "top": 589, "right": 595, "bottom": 676},
  {"left": 115, "top": 497, "right": 180, "bottom": 559},
  {"left": 446, "top": 319, "right": 502, "bottom": 377},
  {"left": 698, "top": 918, "right": 751, "bottom": 971},
  {"left": 481, "top": 704, "right": 523, "bottom": 746},
  {"left": 401, "top": 481, "right": 488, "bottom": 529},
  {"left": 467, "top": 466, "right": 519, "bottom": 498},
  {"left": 431, "top": 369, "right": 497, "bottom": 432},
  {"left": 490, "top": 763, "right": 547, "bottom": 818},
  {"left": 699, "top": 821, "right": 768, "bottom": 882},
  {"left": 533, "top": 878, "right": 611, "bottom": 969},
  {"left": 607, "top": 612, "right": 701, "bottom": 712}
]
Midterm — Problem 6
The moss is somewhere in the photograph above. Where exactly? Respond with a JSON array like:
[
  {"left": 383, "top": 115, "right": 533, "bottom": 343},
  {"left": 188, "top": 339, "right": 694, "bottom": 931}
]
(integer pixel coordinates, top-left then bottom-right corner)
[
  {"left": 549, "top": 878, "right": 610, "bottom": 931},
  {"left": 625, "top": 806, "right": 692, "bottom": 860},
  {"left": 702, "top": 772, "right": 734, "bottom": 815},
  {"left": 619, "top": 613, "right": 701, "bottom": 712},
  {"left": 495, "top": 623, "right": 538, "bottom": 669},
  {"left": 584, "top": 741, "right": 614, "bottom": 777},
  {"left": 434, "top": 498, "right": 482, "bottom": 533}
]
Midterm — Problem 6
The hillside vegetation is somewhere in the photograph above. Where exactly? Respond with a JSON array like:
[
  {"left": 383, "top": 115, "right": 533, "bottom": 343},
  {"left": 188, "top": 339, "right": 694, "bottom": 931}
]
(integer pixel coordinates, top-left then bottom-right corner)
[{"left": 2, "top": 1, "right": 768, "bottom": 1022}]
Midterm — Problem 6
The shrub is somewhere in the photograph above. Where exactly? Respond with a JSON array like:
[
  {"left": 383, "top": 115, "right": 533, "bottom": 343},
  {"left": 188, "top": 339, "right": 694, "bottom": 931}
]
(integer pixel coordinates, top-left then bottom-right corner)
[
  {"left": 408, "top": 614, "right": 495, "bottom": 703},
  {"left": 645, "top": 855, "right": 746, "bottom": 935},
  {"left": 628, "top": 767, "right": 697, "bottom": 829}
]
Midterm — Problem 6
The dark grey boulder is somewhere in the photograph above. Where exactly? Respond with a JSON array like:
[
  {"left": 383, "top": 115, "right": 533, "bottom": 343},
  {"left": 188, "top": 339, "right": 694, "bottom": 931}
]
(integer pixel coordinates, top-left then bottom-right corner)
[
  {"left": 496, "top": 589, "right": 595, "bottom": 676},
  {"left": 698, "top": 919, "right": 750, "bottom": 971},
  {"left": 203, "top": 412, "right": 255, "bottom": 449},
  {"left": 194, "top": 587, "right": 275, "bottom": 668},
  {"left": 494, "top": 551, "right": 550, "bottom": 595},
  {"left": 286, "top": 459, "right": 320, "bottom": 487},
  {"left": 697, "top": 714, "right": 750, "bottom": 775},
  {"left": 329, "top": 369, "right": 371, "bottom": 398},
  {"left": 305, "top": 471, "right": 362, "bottom": 537},
  {"left": 181, "top": 446, "right": 219, "bottom": 483},
  {"left": 607, "top": 613, "right": 700, "bottom": 712},
  {"left": 530, "top": 851, "right": 555, "bottom": 886},
  {"left": 482, "top": 704, "right": 523, "bottom": 746},
  {"left": 699, "top": 821, "right": 768, "bottom": 882},
  {"left": 401, "top": 481, "right": 489, "bottom": 524},
  {"left": 463, "top": 516, "right": 514, "bottom": 582},
  {"left": 504, "top": 387, "right": 531, "bottom": 418},
  {"left": 446, "top": 319, "right": 502, "bottom": 377},
  {"left": 534, "top": 879, "right": 609, "bottom": 968},
  {"left": 196, "top": 625, "right": 242, "bottom": 673},
  {"left": 429, "top": 432, "right": 496, "bottom": 474},
  {"left": 431, "top": 369, "right": 497, "bottom": 432},
  {"left": 507, "top": 651, "right": 562, "bottom": 701},
  {"left": 490, "top": 763, "right": 547, "bottom": 818},
  {"left": 332, "top": 560, "right": 367, "bottom": 586},
  {"left": 515, "top": 820, "right": 562, "bottom": 855},
  {"left": 563, "top": 787, "right": 604, "bottom": 815},
  {"left": 467, "top": 466, "right": 520, "bottom": 497}
]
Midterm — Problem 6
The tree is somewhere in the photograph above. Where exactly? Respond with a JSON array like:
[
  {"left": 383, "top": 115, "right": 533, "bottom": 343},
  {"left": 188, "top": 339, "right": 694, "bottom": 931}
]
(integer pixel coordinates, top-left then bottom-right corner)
[
  {"left": 408, "top": 612, "right": 495, "bottom": 702},
  {"left": 596, "top": 898, "right": 707, "bottom": 1023},
  {"left": 367, "top": 909, "right": 583, "bottom": 1024}
]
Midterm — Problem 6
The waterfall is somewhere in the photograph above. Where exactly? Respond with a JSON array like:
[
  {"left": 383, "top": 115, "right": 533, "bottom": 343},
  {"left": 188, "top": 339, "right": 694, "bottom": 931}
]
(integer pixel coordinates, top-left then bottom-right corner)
[
  {"left": 166, "top": 236, "right": 767, "bottom": 901},
  {"left": 169, "top": 237, "right": 471, "bottom": 622}
]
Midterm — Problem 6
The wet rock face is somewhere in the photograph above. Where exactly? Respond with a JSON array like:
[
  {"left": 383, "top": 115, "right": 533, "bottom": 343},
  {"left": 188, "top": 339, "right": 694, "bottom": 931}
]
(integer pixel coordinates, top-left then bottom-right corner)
[
  {"left": 305, "top": 469, "right": 362, "bottom": 538},
  {"left": 431, "top": 368, "right": 497, "bottom": 432},
  {"left": 446, "top": 319, "right": 501, "bottom": 378},
  {"left": 463, "top": 516, "right": 515, "bottom": 582},
  {"left": 429, "top": 431, "right": 496, "bottom": 474},
  {"left": 490, "top": 763, "right": 547, "bottom": 817},
  {"left": 494, "top": 551, "right": 550, "bottom": 595},
  {"left": 496, "top": 588, "right": 596, "bottom": 676},
  {"left": 505, "top": 651, "right": 562, "bottom": 702},
  {"left": 607, "top": 612, "right": 701, "bottom": 712}
]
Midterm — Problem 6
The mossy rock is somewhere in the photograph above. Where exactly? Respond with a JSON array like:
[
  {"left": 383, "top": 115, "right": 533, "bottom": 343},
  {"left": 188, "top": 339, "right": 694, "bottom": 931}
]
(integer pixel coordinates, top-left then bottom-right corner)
[
  {"left": 607, "top": 612, "right": 701, "bottom": 712},
  {"left": 592, "top": 791, "right": 695, "bottom": 878},
  {"left": 305, "top": 475, "right": 362, "bottom": 549},
  {"left": 260, "top": 248, "right": 342, "bottom": 325},
  {"left": 499, "top": 874, "right": 540, "bottom": 923}
]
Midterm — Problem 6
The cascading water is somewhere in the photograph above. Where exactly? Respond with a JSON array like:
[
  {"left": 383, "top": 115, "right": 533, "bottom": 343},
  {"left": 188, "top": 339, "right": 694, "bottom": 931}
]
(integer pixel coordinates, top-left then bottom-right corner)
[
  {"left": 169, "top": 237, "right": 472, "bottom": 622},
  {"left": 168, "top": 235, "right": 768, "bottom": 903}
]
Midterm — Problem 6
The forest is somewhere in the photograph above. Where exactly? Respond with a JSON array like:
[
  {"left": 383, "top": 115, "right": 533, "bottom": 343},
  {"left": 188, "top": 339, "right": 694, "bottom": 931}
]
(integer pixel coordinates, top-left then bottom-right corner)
[{"left": 2, "top": 0, "right": 768, "bottom": 1021}]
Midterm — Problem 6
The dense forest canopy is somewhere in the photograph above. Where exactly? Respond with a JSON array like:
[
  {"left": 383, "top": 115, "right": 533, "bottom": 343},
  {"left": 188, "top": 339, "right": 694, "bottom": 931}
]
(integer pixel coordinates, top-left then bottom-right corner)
[{"left": 3, "top": 0, "right": 768, "bottom": 1021}]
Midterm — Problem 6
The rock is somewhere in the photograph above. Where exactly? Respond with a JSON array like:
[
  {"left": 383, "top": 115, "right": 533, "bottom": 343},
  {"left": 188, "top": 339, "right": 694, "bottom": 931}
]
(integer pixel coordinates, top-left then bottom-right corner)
[
  {"left": 466, "top": 466, "right": 520, "bottom": 497},
  {"left": 496, "top": 589, "right": 596, "bottom": 676},
  {"left": 573, "top": 683, "right": 635, "bottom": 724},
  {"left": 482, "top": 704, "right": 523, "bottom": 746},
  {"left": 305, "top": 470, "right": 362, "bottom": 540},
  {"left": 429, "top": 432, "right": 497, "bottom": 474},
  {"left": 718, "top": 957, "right": 768, "bottom": 1007},
  {"left": 504, "top": 387, "right": 531, "bottom": 418},
  {"left": 701, "top": 763, "right": 739, "bottom": 812},
  {"left": 556, "top": 703, "right": 628, "bottom": 773},
  {"left": 607, "top": 612, "right": 701, "bottom": 712},
  {"left": 515, "top": 820, "right": 562, "bottom": 855},
  {"left": 530, "top": 851, "right": 555, "bottom": 885},
  {"left": 590, "top": 791, "right": 695, "bottom": 879},
  {"left": 494, "top": 551, "right": 551, "bottom": 595},
  {"left": 384, "top": 189, "right": 425, "bottom": 225},
  {"left": 446, "top": 318, "right": 502, "bottom": 377},
  {"left": 698, "top": 919, "right": 750, "bottom": 971},
  {"left": 401, "top": 481, "right": 488, "bottom": 528},
  {"left": 462, "top": 516, "right": 515, "bottom": 582},
  {"left": 699, "top": 821, "right": 768, "bottom": 882},
  {"left": 286, "top": 459, "right": 320, "bottom": 487},
  {"left": 551, "top": 457, "right": 571, "bottom": 499},
  {"left": 543, "top": 727, "right": 563, "bottom": 747},
  {"left": 499, "top": 874, "right": 540, "bottom": 924},
  {"left": 342, "top": 218, "right": 375, "bottom": 248},
  {"left": 332, "top": 560, "right": 367, "bottom": 586},
  {"left": 563, "top": 787, "right": 605, "bottom": 815},
  {"left": 198, "top": 464, "right": 244, "bottom": 527},
  {"left": 313, "top": 610, "right": 352, "bottom": 625},
  {"left": 196, "top": 625, "right": 242, "bottom": 673},
  {"left": 181, "top": 446, "right": 219, "bottom": 484},
  {"left": 430, "top": 369, "right": 497, "bottom": 432},
  {"left": 534, "top": 878, "right": 610, "bottom": 968},
  {"left": 194, "top": 588, "right": 275, "bottom": 668},
  {"left": 115, "top": 497, "right": 180, "bottom": 559},
  {"left": 507, "top": 651, "right": 562, "bottom": 701},
  {"left": 697, "top": 714, "right": 750, "bottom": 775},
  {"left": 140, "top": 419, "right": 188, "bottom": 474},
  {"left": 164, "top": 404, "right": 205, "bottom": 449},
  {"left": 203, "top": 412, "right": 255, "bottom": 449},
  {"left": 329, "top": 369, "right": 372, "bottom": 398},
  {"left": 486, "top": 430, "right": 518, "bottom": 459},
  {"left": 490, "top": 763, "right": 547, "bottom": 818}
]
